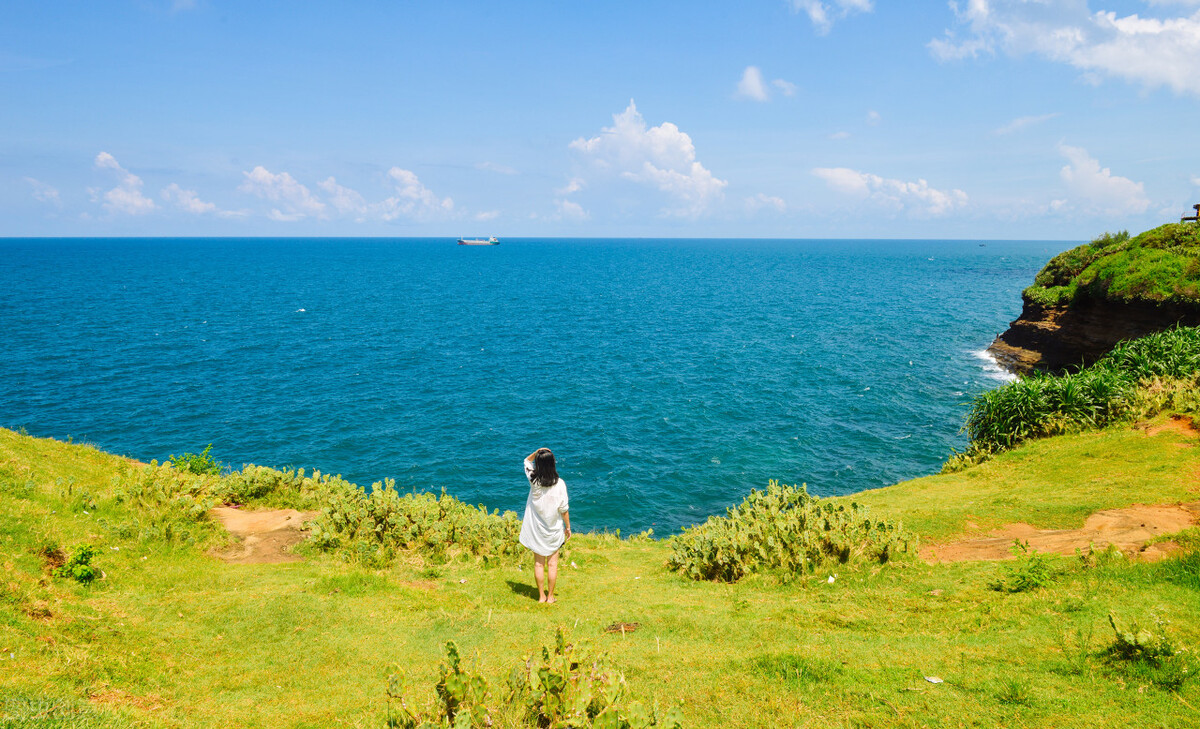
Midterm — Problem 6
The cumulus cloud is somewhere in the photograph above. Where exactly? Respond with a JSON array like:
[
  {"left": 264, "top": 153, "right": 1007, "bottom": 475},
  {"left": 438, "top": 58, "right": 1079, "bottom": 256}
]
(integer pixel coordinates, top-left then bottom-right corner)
[
  {"left": 24, "top": 177, "right": 62, "bottom": 207},
  {"left": 1055, "top": 144, "right": 1150, "bottom": 215},
  {"left": 995, "top": 112, "right": 1062, "bottom": 135},
  {"left": 790, "top": 0, "right": 874, "bottom": 34},
  {"left": 161, "top": 183, "right": 218, "bottom": 214},
  {"left": 555, "top": 199, "right": 589, "bottom": 221},
  {"left": 745, "top": 193, "right": 787, "bottom": 214},
  {"left": 570, "top": 100, "right": 727, "bottom": 217},
  {"left": 812, "top": 167, "right": 968, "bottom": 216},
  {"left": 829, "top": 130, "right": 852, "bottom": 140},
  {"left": 930, "top": 1, "right": 1200, "bottom": 96},
  {"left": 317, "top": 177, "right": 369, "bottom": 218},
  {"left": 379, "top": 167, "right": 454, "bottom": 221},
  {"left": 239, "top": 166, "right": 326, "bottom": 221},
  {"left": 557, "top": 177, "right": 586, "bottom": 195},
  {"left": 772, "top": 78, "right": 798, "bottom": 96},
  {"left": 92, "top": 152, "right": 156, "bottom": 216}
]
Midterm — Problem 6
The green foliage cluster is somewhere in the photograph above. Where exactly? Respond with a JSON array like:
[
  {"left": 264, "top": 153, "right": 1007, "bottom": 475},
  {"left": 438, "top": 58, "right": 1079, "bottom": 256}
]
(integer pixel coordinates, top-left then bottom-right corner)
[
  {"left": 953, "top": 326, "right": 1200, "bottom": 461},
  {"left": 990, "top": 540, "right": 1055, "bottom": 592},
  {"left": 52, "top": 544, "right": 98, "bottom": 584},
  {"left": 305, "top": 478, "right": 522, "bottom": 568},
  {"left": 1104, "top": 614, "right": 1195, "bottom": 690},
  {"left": 666, "top": 480, "right": 916, "bottom": 582},
  {"left": 167, "top": 444, "right": 223, "bottom": 475},
  {"left": 1024, "top": 224, "right": 1200, "bottom": 308},
  {"left": 106, "top": 463, "right": 219, "bottom": 545},
  {"left": 387, "top": 632, "right": 683, "bottom": 729}
]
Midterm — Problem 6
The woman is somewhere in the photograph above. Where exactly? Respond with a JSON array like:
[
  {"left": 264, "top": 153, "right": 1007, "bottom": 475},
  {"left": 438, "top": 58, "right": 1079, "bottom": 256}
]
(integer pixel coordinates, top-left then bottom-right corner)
[{"left": 519, "top": 447, "right": 572, "bottom": 603}]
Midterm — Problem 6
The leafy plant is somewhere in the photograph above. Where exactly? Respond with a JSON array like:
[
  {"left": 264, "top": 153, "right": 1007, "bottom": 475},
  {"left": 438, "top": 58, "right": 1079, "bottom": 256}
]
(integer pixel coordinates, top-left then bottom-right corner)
[
  {"left": 1104, "top": 614, "right": 1194, "bottom": 690},
  {"left": 990, "top": 540, "right": 1054, "bottom": 593},
  {"left": 53, "top": 544, "right": 99, "bottom": 584},
  {"left": 667, "top": 481, "right": 916, "bottom": 583},
  {"left": 167, "top": 444, "right": 223, "bottom": 476}
]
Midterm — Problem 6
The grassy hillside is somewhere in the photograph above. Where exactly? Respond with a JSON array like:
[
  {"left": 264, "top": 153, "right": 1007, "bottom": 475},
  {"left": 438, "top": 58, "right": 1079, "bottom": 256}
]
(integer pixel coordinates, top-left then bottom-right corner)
[
  {"left": 1025, "top": 223, "right": 1200, "bottom": 308},
  {"left": 2, "top": 422, "right": 1199, "bottom": 728}
]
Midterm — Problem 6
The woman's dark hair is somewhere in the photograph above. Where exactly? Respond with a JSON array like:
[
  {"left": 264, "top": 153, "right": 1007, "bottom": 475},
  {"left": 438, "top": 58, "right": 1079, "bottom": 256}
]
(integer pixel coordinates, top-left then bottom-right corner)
[{"left": 530, "top": 449, "right": 559, "bottom": 488}]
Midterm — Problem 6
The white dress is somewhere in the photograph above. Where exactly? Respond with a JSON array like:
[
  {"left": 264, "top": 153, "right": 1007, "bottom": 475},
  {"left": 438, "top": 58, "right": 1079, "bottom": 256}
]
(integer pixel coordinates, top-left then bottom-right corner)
[{"left": 518, "top": 458, "right": 570, "bottom": 557}]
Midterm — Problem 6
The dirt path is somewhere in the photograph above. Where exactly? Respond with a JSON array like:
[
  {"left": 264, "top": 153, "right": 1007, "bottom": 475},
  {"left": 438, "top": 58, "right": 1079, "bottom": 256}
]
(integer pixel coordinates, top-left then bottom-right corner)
[
  {"left": 210, "top": 507, "right": 318, "bottom": 564},
  {"left": 923, "top": 502, "right": 1200, "bottom": 563}
]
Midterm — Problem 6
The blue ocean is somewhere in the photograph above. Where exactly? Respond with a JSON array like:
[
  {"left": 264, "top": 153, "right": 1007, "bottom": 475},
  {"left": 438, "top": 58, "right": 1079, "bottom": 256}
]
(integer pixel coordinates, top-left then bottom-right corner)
[{"left": 0, "top": 237, "right": 1073, "bottom": 534}]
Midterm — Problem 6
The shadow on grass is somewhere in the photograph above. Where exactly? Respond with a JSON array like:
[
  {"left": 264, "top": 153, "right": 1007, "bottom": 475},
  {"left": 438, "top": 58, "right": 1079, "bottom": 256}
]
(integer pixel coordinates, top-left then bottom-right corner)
[{"left": 506, "top": 579, "right": 539, "bottom": 601}]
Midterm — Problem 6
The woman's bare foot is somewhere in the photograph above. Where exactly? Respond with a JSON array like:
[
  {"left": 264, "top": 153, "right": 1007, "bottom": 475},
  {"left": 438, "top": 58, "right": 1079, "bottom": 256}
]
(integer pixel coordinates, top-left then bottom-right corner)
[
  {"left": 538, "top": 594, "right": 548, "bottom": 603},
  {"left": 546, "top": 595, "right": 556, "bottom": 604}
]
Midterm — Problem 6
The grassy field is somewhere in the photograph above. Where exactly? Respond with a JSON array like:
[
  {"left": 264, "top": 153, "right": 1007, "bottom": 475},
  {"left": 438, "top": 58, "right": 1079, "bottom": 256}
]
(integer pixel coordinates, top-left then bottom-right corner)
[{"left": 2, "top": 422, "right": 1199, "bottom": 728}]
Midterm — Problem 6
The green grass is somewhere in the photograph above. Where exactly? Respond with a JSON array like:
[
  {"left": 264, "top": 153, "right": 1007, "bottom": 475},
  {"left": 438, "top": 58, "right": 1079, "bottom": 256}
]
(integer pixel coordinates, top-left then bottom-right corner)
[
  {"left": 1025, "top": 223, "right": 1200, "bottom": 308},
  {"left": 2, "top": 423, "right": 1199, "bottom": 727}
]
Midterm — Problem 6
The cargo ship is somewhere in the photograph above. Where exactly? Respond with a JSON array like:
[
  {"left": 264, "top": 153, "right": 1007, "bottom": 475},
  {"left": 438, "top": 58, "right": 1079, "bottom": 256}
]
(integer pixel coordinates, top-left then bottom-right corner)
[{"left": 457, "top": 236, "right": 499, "bottom": 246}]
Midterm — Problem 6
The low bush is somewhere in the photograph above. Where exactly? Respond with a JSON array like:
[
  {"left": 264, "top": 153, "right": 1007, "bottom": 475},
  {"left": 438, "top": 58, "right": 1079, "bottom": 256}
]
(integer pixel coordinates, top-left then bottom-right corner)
[
  {"left": 1104, "top": 614, "right": 1195, "bottom": 690},
  {"left": 167, "top": 444, "right": 223, "bottom": 475},
  {"left": 990, "top": 540, "right": 1054, "bottom": 592},
  {"left": 957, "top": 326, "right": 1200, "bottom": 460},
  {"left": 386, "top": 630, "right": 684, "bottom": 728},
  {"left": 53, "top": 544, "right": 99, "bottom": 584},
  {"left": 306, "top": 478, "right": 522, "bottom": 568},
  {"left": 667, "top": 481, "right": 916, "bottom": 583}
]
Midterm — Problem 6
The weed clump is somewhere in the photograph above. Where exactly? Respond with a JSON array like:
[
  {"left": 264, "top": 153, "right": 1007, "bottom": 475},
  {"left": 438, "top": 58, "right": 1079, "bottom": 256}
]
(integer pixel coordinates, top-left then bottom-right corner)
[
  {"left": 667, "top": 480, "right": 916, "bottom": 583},
  {"left": 53, "top": 544, "right": 99, "bottom": 584},
  {"left": 167, "top": 444, "right": 223, "bottom": 475},
  {"left": 1104, "top": 614, "right": 1195, "bottom": 691},
  {"left": 386, "top": 630, "right": 684, "bottom": 728},
  {"left": 990, "top": 540, "right": 1054, "bottom": 592}
]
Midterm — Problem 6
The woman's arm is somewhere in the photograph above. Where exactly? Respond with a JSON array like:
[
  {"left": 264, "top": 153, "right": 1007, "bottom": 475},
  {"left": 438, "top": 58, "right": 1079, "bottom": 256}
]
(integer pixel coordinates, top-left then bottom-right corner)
[{"left": 562, "top": 511, "right": 571, "bottom": 540}]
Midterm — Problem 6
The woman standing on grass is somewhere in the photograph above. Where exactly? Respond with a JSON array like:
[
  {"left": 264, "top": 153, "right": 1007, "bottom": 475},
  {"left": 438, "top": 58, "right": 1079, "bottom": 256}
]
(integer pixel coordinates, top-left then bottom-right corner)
[{"left": 519, "top": 448, "right": 571, "bottom": 603}]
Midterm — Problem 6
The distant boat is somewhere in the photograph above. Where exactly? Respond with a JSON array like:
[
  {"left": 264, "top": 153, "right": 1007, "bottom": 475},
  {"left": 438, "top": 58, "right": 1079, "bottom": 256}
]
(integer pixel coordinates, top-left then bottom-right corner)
[{"left": 457, "top": 236, "right": 499, "bottom": 246}]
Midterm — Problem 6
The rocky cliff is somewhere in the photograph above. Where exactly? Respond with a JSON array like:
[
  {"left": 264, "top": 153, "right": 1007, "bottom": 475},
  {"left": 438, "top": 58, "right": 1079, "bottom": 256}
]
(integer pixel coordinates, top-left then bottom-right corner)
[{"left": 988, "top": 297, "right": 1200, "bottom": 374}]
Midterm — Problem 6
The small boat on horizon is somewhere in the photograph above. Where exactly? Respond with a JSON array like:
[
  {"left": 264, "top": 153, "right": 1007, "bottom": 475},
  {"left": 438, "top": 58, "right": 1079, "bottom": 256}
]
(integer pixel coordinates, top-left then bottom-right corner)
[{"left": 457, "top": 236, "right": 499, "bottom": 246}]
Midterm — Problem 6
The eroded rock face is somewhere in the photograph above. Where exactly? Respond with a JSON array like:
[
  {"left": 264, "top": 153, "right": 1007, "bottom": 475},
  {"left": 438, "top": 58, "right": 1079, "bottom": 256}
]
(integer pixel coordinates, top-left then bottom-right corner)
[{"left": 988, "top": 298, "right": 1200, "bottom": 374}]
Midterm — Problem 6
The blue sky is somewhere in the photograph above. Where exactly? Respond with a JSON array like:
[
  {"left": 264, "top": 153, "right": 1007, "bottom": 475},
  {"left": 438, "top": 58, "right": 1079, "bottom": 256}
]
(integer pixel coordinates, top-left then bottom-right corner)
[{"left": 3, "top": 0, "right": 1199, "bottom": 239}]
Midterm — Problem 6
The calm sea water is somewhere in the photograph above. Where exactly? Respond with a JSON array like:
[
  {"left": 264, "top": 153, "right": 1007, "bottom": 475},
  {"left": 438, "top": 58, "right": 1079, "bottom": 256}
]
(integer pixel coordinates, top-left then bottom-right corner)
[{"left": 0, "top": 237, "right": 1073, "bottom": 534}]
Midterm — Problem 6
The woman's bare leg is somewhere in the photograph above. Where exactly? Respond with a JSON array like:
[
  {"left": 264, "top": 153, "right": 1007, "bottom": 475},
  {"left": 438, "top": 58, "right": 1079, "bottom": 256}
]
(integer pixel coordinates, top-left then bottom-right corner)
[
  {"left": 534, "top": 554, "right": 548, "bottom": 602},
  {"left": 546, "top": 551, "right": 559, "bottom": 603}
]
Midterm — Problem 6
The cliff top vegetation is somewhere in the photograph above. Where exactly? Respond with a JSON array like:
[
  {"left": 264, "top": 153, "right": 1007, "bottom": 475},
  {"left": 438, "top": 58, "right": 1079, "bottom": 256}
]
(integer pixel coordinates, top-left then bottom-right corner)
[{"left": 1025, "top": 222, "right": 1200, "bottom": 308}]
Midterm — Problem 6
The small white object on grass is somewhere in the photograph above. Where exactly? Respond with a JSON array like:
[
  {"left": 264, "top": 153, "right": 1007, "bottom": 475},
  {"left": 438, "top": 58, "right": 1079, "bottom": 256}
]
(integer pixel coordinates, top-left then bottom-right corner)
[
  {"left": 634, "top": 576, "right": 641, "bottom": 580},
  {"left": 458, "top": 579, "right": 467, "bottom": 584},
  {"left": 827, "top": 574, "right": 836, "bottom": 584},
  {"left": 925, "top": 676, "right": 943, "bottom": 684},
  {"left": 571, "top": 561, "right": 578, "bottom": 569}
]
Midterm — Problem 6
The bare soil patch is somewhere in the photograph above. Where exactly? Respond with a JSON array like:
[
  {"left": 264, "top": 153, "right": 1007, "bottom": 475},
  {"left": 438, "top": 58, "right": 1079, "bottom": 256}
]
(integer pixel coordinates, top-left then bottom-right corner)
[
  {"left": 209, "top": 507, "right": 317, "bottom": 564},
  {"left": 1142, "top": 414, "right": 1199, "bottom": 441},
  {"left": 924, "top": 502, "right": 1200, "bottom": 563}
]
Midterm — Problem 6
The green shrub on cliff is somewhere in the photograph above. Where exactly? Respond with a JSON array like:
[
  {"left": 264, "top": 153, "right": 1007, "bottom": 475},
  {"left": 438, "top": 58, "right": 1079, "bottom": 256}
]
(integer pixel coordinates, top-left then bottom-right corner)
[
  {"left": 1024, "top": 224, "right": 1200, "bottom": 308},
  {"left": 956, "top": 326, "right": 1200, "bottom": 459},
  {"left": 667, "top": 480, "right": 916, "bottom": 582}
]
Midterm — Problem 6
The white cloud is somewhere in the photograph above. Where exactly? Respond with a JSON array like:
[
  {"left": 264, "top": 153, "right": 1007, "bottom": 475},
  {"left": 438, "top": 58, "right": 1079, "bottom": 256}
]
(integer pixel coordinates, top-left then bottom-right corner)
[
  {"left": 790, "top": 0, "right": 874, "bottom": 34},
  {"left": 475, "top": 210, "right": 500, "bottom": 222},
  {"left": 735, "top": 66, "right": 798, "bottom": 101},
  {"left": 93, "top": 152, "right": 156, "bottom": 216},
  {"left": 317, "top": 177, "right": 369, "bottom": 218},
  {"left": 772, "top": 78, "right": 798, "bottom": 96},
  {"left": 570, "top": 100, "right": 727, "bottom": 217},
  {"left": 380, "top": 167, "right": 454, "bottom": 220},
  {"left": 1056, "top": 144, "right": 1150, "bottom": 215},
  {"left": 931, "top": 1, "right": 1200, "bottom": 96},
  {"left": 557, "top": 177, "right": 586, "bottom": 195},
  {"left": 995, "top": 112, "right": 1062, "bottom": 135},
  {"left": 865, "top": 109, "right": 881, "bottom": 125},
  {"left": 829, "top": 130, "right": 851, "bottom": 140},
  {"left": 239, "top": 166, "right": 326, "bottom": 221},
  {"left": 812, "top": 167, "right": 968, "bottom": 216},
  {"left": 736, "top": 66, "right": 770, "bottom": 101},
  {"left": 745, "top": 193, "right": 787, "bottom": 214},
  {"left": 555, "top": 199, "right": 589, "bottom": 221},
  {"left": 161, "top": 183, "right": 217, "bottom": 214},
  {"left": 24, "top": 177, "right": 62, "bottom": 207},
  {"left": 1192, "top": 175, "right": 1200, "bottom": 186}
]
